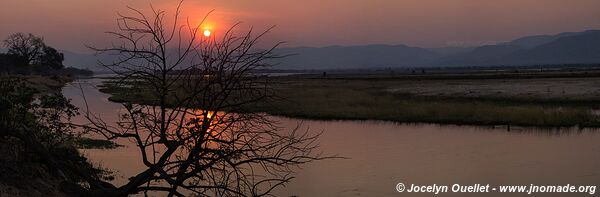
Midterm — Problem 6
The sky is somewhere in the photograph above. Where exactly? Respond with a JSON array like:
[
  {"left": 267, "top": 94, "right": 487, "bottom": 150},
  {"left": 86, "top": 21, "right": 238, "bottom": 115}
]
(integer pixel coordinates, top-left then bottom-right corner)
[{"left": 1, "top": 0, "right": 600, "bottom": 53}]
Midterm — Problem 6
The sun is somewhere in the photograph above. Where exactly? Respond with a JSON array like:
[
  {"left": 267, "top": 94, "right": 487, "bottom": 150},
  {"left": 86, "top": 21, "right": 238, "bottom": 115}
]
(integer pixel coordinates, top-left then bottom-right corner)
[{"left": 203, "top": 29, "right": 211, "bottom": 37}]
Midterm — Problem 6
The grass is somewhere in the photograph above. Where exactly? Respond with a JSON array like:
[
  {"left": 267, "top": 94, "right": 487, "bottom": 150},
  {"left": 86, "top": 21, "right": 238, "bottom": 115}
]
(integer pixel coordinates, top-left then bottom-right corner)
[
  {"left": 0, "top": 75, "right": 74, "bottom": 95},
  {"left": 257, "top": 77, "right": 599, "bottom": 127},
  {"left": 97, "top": 73, "right": 600, "bottom": 128}
]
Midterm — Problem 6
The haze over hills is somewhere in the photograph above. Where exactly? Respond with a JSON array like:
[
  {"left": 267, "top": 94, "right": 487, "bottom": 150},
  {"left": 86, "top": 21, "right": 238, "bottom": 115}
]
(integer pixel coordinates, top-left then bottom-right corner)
[
  {"left": 507, "top": 30, "right": 600, "bottom": 65},
  {"left": 505, "top": 31, "right": 582, "bottom": 49},
  {"left": 436, "top": 30, "right": 600, "bottom": 66},
  {"left": 60, "top": 50, "right": 113, "bottom": 72},
  {"left": 279, "top": 29, "right": 600, "bottom": 69},
  {"left": 272, "top": 44, "right": 440, "bottom": 69},
  {"left": 14, "top": 29, "right": 599, "bottom": 71}
]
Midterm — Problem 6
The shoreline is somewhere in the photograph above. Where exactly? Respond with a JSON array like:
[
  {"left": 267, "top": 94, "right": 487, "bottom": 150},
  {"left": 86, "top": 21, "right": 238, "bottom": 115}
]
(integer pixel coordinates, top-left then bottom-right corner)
[{"left": 99, "top": 72, "right": 600, "bottom": 128}]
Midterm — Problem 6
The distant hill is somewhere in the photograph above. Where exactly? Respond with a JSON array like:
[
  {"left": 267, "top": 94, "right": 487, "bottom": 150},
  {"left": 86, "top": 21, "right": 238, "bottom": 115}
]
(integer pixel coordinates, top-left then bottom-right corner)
[
  {"left": 505, "top": 31, "right": 582, "bottom": 49},
  {"left": 433, "top": 44, "right": 525, "bottom": 66},
  {"left": 272, "top": 44, "right": 440, "bottom": 69},
  {"left": 505, "top": 30, "right": 600, "bottom": 65},
  {"left": 434, "top": 30, "right": 600, "bottom": 66},
  {"left": 5, "top": 29, "right": 600, "bottom": 71},
  {"left": 426, "top": 46, "right": 476, "bottom": 56},
  {"left": 276, "top": 29, "right": 600, "bottom": 69},
  {"left": 60, "top": 50, "right": 113, "bottom": 72}
]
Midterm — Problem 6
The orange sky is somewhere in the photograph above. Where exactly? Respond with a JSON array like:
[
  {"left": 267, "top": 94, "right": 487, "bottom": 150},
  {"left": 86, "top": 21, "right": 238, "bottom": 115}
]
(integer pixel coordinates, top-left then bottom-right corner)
[{"left": 1, "top": 0, "right": 600, "bottom": 52}]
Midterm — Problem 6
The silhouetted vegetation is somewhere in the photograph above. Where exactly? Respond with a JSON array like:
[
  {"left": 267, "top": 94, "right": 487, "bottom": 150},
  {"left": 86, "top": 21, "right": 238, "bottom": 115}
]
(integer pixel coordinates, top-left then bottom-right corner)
[
  {"left": 77, "top": 2, "right": 328, "bottom": 196},
  {"left": 3, "top": 33, "right": 44, "bottom": 65},
  {"left": 1, "top": 32, "right": 92, "bottom": 76},
  {"left": 0, "top": 77, "right": 112, "bottom": 196}
]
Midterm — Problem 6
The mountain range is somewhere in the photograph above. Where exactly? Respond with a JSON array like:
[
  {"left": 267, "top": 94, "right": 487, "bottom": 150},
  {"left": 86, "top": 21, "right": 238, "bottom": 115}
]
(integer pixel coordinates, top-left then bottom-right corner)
[
  {"left": 14, "top": 29, "right": 600, "bottom": 71},
  {"left": 434, "top": 30, "right": 600, "bottom": 66}
]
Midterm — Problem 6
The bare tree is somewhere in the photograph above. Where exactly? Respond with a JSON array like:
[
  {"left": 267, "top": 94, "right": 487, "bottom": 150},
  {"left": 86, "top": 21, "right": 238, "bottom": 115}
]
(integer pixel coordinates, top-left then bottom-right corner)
[
  {"left": 82, "top": 2, "right": 327, "bottom": 196},
  {"left": 3, "top": 32, "right": 45, "bottom": 65}
]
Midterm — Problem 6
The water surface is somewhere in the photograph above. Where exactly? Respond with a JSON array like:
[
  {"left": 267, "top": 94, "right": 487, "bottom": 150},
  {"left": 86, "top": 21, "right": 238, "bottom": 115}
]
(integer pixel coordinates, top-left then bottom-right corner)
[{"left": 63, "top": 77, "right": 600, "bottom": 196}]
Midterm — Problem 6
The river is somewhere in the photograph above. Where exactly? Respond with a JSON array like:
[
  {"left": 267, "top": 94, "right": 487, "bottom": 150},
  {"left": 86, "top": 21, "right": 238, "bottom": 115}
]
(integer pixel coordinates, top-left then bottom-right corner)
[{"left": 63, "top": 77, "right": 600, "bottom": 197}]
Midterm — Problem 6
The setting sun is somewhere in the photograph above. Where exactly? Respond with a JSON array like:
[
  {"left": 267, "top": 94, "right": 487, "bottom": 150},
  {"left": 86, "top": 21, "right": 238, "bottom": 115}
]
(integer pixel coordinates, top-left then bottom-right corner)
[{"left": 4, "top": 1, "right": 600, "bottom": 197}]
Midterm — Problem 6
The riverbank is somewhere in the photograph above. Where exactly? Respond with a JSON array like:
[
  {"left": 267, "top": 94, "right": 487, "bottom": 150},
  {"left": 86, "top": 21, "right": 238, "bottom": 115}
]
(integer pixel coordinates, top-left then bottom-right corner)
[
  {"left": 66, "top": 77, "right": 600, "bottom": 197},
  {"left": 0, "top": 75, "right": 115, "bottom": 197},
  {"left": 98, "top": 70, "right": 600, "bottom": 128}
]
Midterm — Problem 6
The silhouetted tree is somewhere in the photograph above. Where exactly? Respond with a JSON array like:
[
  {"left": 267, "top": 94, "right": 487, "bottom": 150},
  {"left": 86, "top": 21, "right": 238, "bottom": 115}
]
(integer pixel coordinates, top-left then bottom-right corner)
[
  {"left": 3, "top": 33, "right": 45, "bottom": 65},
  {"left": 83, "top": 1, "right": 328, "bottom": 197},
  {"left": 39, "top": 46, "right": 65, "bottom": 70}
]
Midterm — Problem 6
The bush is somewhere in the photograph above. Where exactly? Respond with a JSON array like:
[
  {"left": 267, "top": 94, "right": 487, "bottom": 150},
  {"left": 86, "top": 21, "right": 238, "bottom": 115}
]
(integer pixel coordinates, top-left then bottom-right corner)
[{"left": 0, "top": 77, "right": 110, "bottom": 192}]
